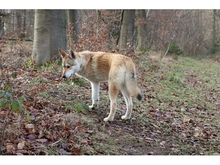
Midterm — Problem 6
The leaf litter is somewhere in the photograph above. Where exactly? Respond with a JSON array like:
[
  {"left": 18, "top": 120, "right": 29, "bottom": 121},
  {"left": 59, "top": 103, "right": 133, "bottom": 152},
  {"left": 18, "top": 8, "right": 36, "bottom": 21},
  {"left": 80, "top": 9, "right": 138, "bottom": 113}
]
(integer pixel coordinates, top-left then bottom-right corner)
[{"left": 0, "top": 42, "right": 220, "bottom": 155}]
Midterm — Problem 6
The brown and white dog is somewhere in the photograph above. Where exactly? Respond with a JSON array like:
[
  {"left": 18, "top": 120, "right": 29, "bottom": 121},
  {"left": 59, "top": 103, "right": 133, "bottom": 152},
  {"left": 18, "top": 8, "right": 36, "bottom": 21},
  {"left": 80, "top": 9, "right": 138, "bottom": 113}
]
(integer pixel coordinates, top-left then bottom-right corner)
[{"left": 59, "top": 49, "right": 142, "bottom": 122}]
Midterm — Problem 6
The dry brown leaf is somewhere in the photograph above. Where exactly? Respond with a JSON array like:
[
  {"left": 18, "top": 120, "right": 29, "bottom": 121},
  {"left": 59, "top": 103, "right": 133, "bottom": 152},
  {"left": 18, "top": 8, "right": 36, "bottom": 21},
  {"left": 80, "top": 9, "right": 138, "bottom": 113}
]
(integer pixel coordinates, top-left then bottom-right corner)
[
  {"left": 0, "top": 111, "right": 7, "bottom": 118},
  {"left": 17, "top": 141, "right": 25, "bottom": 150},
  {"left": 27, "top": 134, "right": 36, "bottom": 140},
  {"left": 25, "top": 124, "right": 35, "bottom": 132},
  {"left": 194, "top": 132, "right": 200, "bottom": 137},
  {"left": 36, "top": 138, "right": 48, "bottom": 143},
  {"left": 6, "top": 143, "right": 15, "bottom": 154},
  {"left": 81, "top": 139, "right": 88, "bottom": 145}
]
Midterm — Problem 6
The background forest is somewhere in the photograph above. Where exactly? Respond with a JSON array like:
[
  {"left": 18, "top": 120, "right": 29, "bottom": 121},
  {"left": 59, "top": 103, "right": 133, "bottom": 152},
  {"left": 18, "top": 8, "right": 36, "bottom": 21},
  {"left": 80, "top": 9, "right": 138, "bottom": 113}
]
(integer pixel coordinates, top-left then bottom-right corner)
[
  {"left": 1, "top": 10, "right": 220, "bottom": 59},
  {"left": 0, "top": 9, "right": 220, "bottom": 156}
]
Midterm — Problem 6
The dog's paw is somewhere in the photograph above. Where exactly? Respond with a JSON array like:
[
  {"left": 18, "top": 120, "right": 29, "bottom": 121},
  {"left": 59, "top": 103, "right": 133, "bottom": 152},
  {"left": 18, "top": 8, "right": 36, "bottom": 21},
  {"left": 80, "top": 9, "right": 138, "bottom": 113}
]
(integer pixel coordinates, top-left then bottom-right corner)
[
  {"left": 121, "top": 115, "right": 130, "bottom": 120},
  {"left": 103, "top": 117, "right": 113, "bottom": 122},
  {"left": 103, "top": 117, "right": 109, "bottom": 122},
  {"left": 89, "top": 104, "right": 98, "bottom": 110},
  {"left": 89, "top": 105, "right": 95, "bottom": 109}
]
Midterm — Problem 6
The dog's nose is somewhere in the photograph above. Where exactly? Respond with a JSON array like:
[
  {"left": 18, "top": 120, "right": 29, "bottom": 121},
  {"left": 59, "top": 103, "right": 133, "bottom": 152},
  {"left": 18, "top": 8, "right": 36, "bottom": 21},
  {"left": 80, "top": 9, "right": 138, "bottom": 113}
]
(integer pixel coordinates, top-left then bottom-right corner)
[{"left": 62, "top": 75, "right": 66, "bottom": 79}]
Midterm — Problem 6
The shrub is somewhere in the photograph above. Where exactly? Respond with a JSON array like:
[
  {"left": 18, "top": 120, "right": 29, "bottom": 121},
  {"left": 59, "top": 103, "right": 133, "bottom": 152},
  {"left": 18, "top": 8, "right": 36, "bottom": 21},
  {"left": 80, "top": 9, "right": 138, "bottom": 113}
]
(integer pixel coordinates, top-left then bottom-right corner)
[
  {"left": 168, "top": 43, "right": 183, "bottom": 55},
  {"left": 0, "top": 68, "right": 30, "bottom": 121}
]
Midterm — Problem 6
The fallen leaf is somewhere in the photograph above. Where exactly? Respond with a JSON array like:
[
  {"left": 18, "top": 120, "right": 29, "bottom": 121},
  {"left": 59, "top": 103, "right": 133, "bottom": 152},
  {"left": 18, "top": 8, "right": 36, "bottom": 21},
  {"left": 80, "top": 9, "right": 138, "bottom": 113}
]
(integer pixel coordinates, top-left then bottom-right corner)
[
  {"left": 17, "top": 141, "right": 25, "bottom": 150},
  {"left": 0, "top": 111, "right": 7, "bottom": 118},
  {"left": 194, "top": 132, "right": 200, "bottom": 137},
  {"left": 45, "top": 134, "right": 53, "bottom": 141},
  {"left": 16, "top": 149, "right": 29, "bottom": 155},
  {"left": 27, "top": 134, "right": 36, "bottom": 140},
  {"left": 86, "top": 129, "right": 94, "bottom": 134},
  {"left": 25, "top": 124, "right": 34, "bottom": 132},
  {"left": 6, "top": 143, "right": 15, "bottom": 154},
  {"left": 36, "top": 138, "right": 48, "bottom": 143},
  {"left": 160, "top": 141, "right": 166, "bottom": 147},
  {"left": 81, "top": 139, "right": 88, "bottom": 145},
  {"left": 182, "top": 117, "right": 190, "bottom": 123},
  {"left": 145, "top": 137, "right": 154, "bottom": 141}
]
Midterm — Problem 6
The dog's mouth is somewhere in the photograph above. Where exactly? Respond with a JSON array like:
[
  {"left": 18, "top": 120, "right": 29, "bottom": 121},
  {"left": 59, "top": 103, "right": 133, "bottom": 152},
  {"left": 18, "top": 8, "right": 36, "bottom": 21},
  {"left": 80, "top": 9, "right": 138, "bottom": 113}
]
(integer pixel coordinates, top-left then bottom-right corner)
[
  {"left": 62, "top": 71, "right": 74, "bottom": 79},
  {"left": 62, "top": 74, "right": 72, "bottom": 79},
  {"left": 62, "top": 75, "right": 67, "bottom": 79}
]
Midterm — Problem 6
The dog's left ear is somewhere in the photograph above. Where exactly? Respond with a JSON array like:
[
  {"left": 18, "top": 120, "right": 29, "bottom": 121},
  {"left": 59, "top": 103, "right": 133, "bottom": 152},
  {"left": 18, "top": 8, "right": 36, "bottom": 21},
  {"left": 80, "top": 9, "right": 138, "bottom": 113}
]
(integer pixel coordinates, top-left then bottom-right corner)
[
  {"left": 69, "top": 50, "right": 76, "bottom": 59},
  {"left": 58, "top": 49, "right": 67, "bottom": 58}
]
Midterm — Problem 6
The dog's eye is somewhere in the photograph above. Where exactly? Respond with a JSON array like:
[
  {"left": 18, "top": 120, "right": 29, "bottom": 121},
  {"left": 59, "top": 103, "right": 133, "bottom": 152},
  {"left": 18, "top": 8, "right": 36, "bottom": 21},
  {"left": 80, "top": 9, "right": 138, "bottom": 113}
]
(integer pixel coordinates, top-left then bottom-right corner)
[{"left": 66, "top": 66, "right": 71, "bottom": 68}]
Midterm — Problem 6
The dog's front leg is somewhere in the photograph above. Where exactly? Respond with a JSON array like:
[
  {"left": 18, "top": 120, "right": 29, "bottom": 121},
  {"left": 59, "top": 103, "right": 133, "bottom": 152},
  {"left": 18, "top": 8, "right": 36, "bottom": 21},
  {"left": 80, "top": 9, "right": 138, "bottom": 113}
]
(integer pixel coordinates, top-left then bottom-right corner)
[{"left": 89, "top": 82, "right": 100, "bottom": 109}]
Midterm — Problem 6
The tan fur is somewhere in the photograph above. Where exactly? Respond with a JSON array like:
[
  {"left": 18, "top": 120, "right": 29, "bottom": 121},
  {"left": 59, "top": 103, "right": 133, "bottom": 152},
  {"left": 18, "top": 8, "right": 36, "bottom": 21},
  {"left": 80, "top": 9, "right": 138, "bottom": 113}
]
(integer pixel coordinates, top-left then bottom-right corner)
[{"left": 59, "top": 49, "right": 142, "bottom": 122}]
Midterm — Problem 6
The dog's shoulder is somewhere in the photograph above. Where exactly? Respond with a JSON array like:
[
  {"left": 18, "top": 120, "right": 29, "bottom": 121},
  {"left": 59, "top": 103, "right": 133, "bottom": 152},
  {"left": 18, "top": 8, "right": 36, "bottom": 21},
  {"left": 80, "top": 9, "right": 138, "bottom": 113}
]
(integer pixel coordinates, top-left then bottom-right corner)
[{"left": 78, "top": 51, "right": 129, "bottom": 62}]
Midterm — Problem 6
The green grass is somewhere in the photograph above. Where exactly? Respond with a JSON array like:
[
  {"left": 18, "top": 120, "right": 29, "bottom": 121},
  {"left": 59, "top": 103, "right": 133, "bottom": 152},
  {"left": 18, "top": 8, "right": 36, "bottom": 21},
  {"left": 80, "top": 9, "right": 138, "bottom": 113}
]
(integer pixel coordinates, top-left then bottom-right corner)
[
  {"left": 4, "top": 50, "right": 220, "bottom": 155},
  {"left": 132, "top": 55, "right": 220, "bottom": 154}
]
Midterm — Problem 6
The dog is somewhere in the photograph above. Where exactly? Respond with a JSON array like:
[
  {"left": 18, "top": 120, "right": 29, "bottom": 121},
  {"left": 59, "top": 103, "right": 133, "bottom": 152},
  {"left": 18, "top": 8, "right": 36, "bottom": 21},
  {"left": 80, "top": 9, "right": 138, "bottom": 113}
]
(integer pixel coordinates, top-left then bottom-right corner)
[{"left": 59, "top": 49, "right": 142, "bottom": 122}]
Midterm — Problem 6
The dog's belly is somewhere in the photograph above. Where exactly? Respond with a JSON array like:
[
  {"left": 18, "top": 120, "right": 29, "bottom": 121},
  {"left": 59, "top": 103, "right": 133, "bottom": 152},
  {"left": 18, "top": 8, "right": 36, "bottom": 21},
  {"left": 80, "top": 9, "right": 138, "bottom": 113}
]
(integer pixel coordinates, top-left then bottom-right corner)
[{"left": 76, "top": 73, "right": 108, "bottom": 82}]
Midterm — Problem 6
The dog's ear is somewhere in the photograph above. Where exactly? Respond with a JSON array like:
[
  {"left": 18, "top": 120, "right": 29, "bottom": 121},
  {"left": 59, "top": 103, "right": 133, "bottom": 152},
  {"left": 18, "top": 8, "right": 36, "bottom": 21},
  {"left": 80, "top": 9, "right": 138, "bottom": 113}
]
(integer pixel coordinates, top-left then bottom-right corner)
[
  {"left": 58, "top": 49, "right": 67, "bottom": 58},
  {"left": 69, "top": 50, "right": 76, "bottom": 59}
]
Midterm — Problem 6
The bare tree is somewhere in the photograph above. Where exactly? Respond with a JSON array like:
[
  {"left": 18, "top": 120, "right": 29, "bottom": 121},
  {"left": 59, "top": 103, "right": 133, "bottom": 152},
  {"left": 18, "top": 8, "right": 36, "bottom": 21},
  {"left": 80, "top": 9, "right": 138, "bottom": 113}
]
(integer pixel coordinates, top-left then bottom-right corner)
[
  {"left": 32, "top": 10, "right": 67, "bottom": 66},
  {"left": 210, "top": 9, "right": 217, "bottom": 53},
  {"left": 0, "top": 10, "right": 11, "bottom": 39},
  {"left": 15, "top": 10, "right": 23, "bottom": 39},
  {"left": 136, "top": 10, "right": 148, "bottom": 54},
  {"left": 0, "top": 12, "right": 4, "bottom": 39},
  {"left": 67, "top": 10, "right": 80, "bottom": 44},
  {"left": 118, "top": 10, "right": 135, "bottom": 52}
]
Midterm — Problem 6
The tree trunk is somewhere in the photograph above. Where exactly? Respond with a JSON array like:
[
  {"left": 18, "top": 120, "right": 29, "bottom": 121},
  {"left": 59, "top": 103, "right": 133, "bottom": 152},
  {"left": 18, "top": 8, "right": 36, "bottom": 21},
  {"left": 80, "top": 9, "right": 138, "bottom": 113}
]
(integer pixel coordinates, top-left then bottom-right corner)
[
  {"left": 16, "top": 10, "right": 24, "bottom": 39},
  {"left": 118, "top": 10, "right": 135, "bottom": 52},
  {"left": 67, "top": 10, "right": 79, "bottom": 44},
  {"left": 25, "top": 10, "right": 34, "bottom": 40},
  {"left": 0, "top": 15, "right": 4, "bottom": 39},
  {"left": 22, "top": 10, "right": 26, "bottom": 39},
  {"left": 136, "top": 10, "right": 148, "bottom": 54},
  {"left": 32, "top": 10, "right": 67, "bottom": 66},
  {"left": 211, "top": 9, "right": 217, "bottom": 53},
  {"left": 96, "top": 10, "right": 101, "bottom": 37}
]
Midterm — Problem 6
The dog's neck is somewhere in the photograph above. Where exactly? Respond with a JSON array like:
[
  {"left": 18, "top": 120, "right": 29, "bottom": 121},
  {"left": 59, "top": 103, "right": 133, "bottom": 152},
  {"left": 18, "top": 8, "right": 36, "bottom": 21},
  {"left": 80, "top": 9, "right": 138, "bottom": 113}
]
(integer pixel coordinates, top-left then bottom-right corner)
[{"left": 74, "top": 53, "right": 88, "bottom": 75}]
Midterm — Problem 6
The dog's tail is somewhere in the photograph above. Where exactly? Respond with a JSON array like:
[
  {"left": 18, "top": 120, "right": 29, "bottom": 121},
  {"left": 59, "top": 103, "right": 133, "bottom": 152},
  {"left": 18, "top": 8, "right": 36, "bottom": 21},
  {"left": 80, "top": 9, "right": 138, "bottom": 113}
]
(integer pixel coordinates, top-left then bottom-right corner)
[
  {"left": 128, "top": 82, "right": 142, "bottom": 101},
  {"left": 125, "top": 64, "right": 142, "bottom": 101}
]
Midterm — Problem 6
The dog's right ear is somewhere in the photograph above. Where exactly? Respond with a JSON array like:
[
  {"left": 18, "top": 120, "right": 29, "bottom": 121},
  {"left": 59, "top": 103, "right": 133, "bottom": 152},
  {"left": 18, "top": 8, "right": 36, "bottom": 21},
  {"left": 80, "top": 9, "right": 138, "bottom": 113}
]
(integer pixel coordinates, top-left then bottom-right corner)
[
  {"left": 58, "top": 49, "right": 67, "bottom": 58},
  {"left": 69, "top": 50, "right": 76, "bottom": 59}
]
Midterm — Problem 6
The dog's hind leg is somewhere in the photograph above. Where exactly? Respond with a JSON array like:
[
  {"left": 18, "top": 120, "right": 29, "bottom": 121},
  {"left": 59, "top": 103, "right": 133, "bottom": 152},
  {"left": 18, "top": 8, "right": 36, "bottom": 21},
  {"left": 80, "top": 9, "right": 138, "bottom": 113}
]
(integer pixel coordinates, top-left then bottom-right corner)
[
  {"left": 89, "top": 82, "right": 100, "bottom": 109},
  {"left": 121, "top": 87, "right": 133, "bottom": 120},
  {"left": 104, "top": 82, "right": 119, "bottom": 122}
]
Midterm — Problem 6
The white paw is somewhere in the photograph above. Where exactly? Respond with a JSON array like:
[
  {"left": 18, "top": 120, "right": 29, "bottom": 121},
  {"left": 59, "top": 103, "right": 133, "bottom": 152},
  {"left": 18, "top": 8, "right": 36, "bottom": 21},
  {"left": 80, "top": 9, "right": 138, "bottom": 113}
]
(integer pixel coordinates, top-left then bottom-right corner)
[
  {"left": 89, "top": 105, "right": 96, "bottom": 110},
  {"left": 89, "top": 105, "right": 94, "bottom": 109},
  {"left": 104, "top": 117, "right": 109, "bottom": 122},
  {"left": 89, "top": 104, "right": 98, "bottom": 109},
  {"left": 103, "top": 117, "right": 114, "bottom": 122},
  {"left": 121, "top": 115, "right": 130, "bottom": 120}
]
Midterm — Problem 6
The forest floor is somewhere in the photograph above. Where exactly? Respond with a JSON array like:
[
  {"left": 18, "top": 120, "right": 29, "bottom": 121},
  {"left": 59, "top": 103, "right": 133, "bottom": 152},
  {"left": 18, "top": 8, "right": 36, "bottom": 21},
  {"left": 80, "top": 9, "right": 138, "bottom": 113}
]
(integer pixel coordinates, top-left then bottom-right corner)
[{"left": 0, "top": 41, "right": 220, "bottom": 155}]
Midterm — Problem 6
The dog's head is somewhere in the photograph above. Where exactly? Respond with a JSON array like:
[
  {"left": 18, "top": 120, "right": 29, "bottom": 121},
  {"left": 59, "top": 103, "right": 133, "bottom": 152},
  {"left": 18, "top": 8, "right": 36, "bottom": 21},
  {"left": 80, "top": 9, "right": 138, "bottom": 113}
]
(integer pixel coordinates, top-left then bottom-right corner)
[{"left": 59, "top": 49, "right": 80, "bottom": 79}]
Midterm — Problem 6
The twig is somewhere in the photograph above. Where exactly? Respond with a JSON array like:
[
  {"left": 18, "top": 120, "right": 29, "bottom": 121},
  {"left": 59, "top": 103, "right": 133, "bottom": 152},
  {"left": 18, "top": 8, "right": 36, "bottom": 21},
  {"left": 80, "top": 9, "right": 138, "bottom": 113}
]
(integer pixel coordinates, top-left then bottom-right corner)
[
  {"left": 16, "top": 40, "right": 32, "bottom": 51},
  {"left": 161, "top": 43, "right": 171, "bottom": 61},
  {"left": 146, "top": 9, "right": 150, "bottom": 18},
  {"left": 50, "top": 140, "right": 61, "bottom": 147}
]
